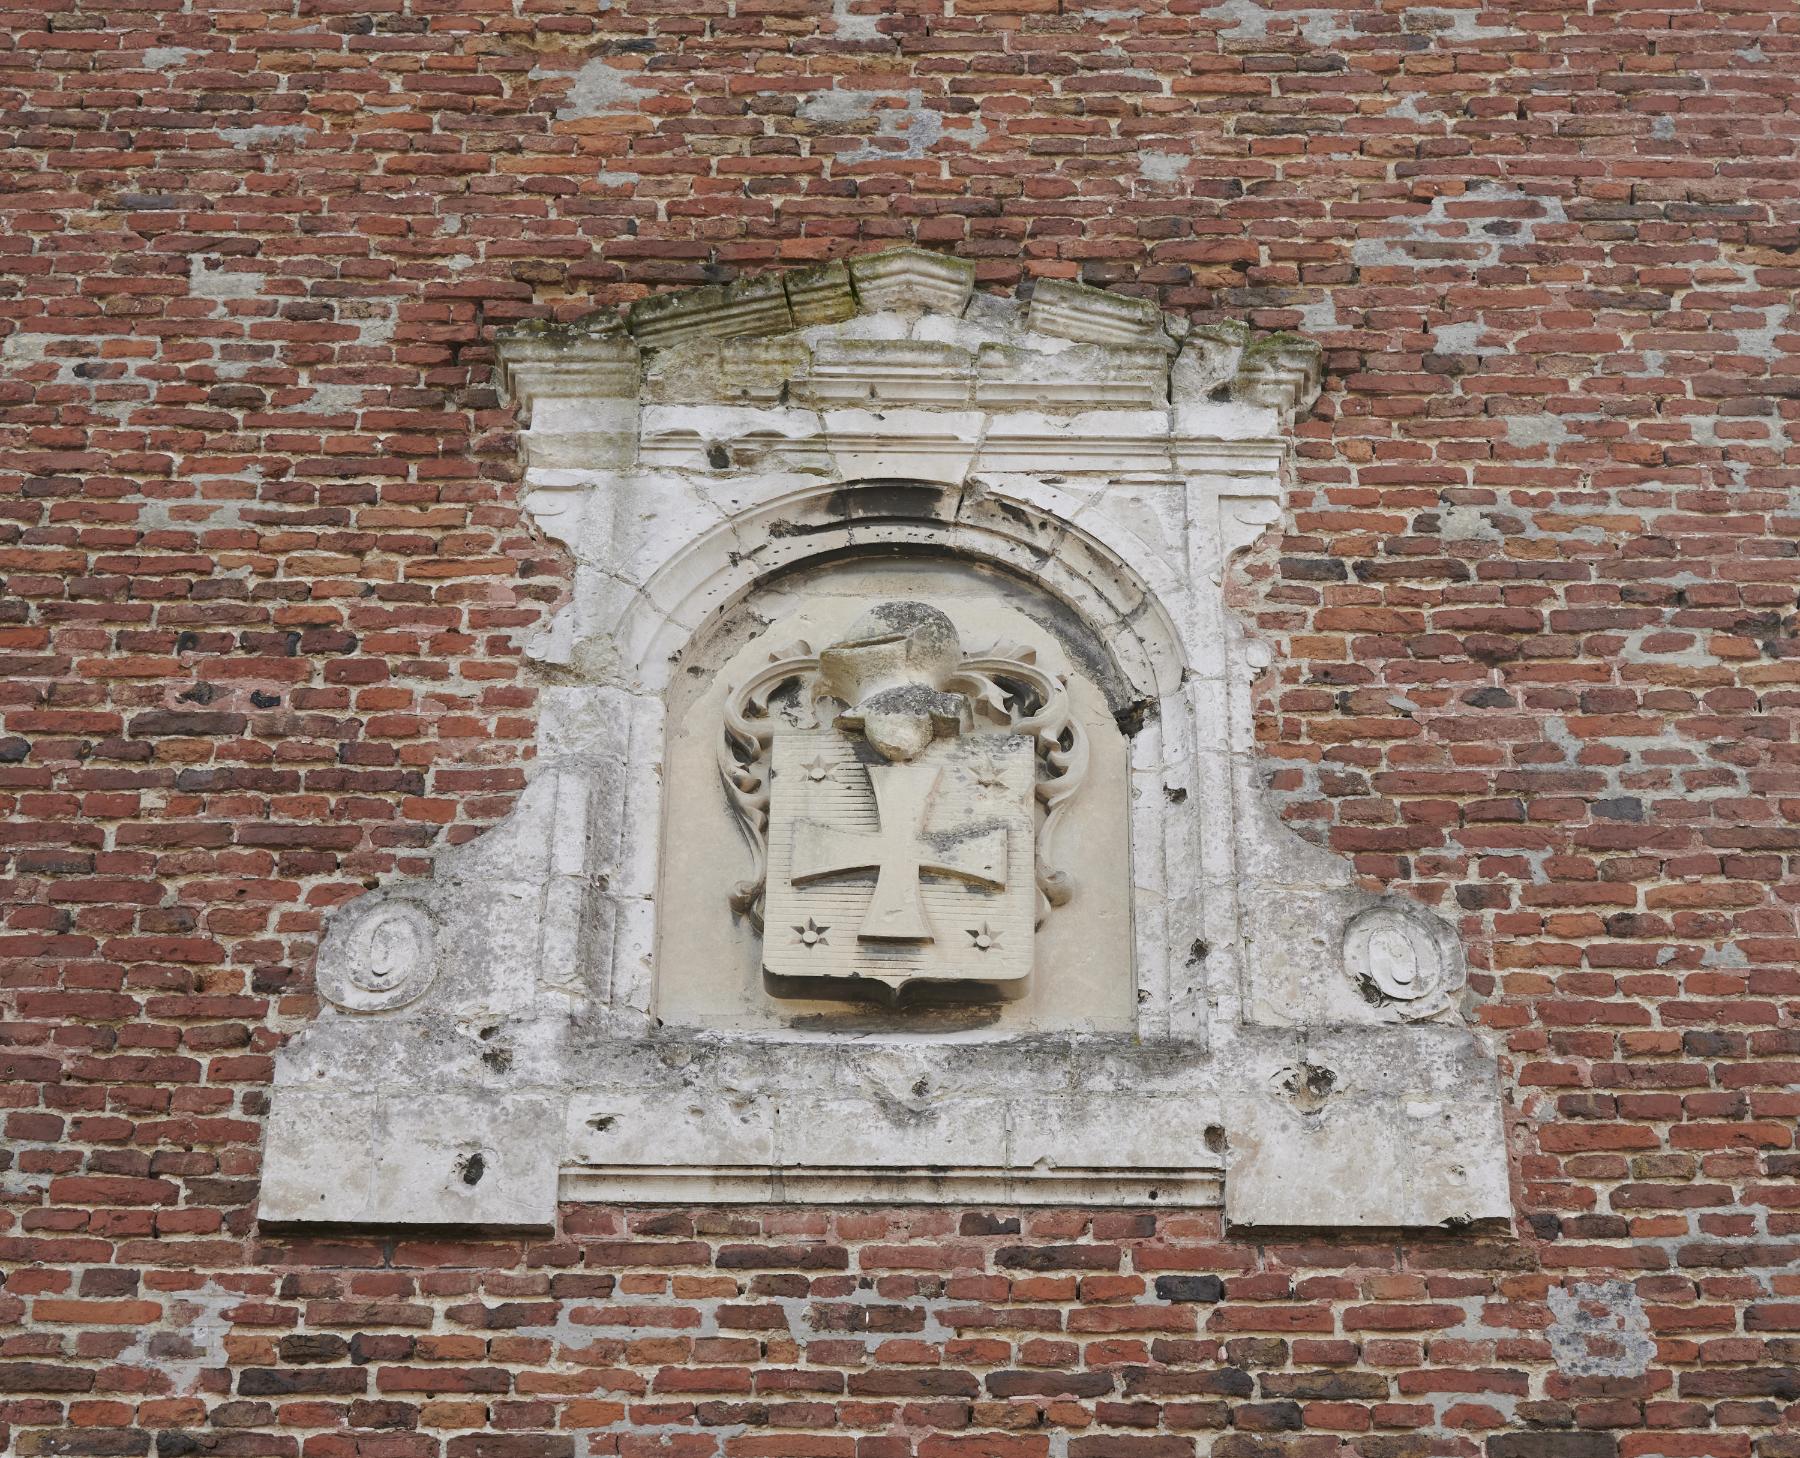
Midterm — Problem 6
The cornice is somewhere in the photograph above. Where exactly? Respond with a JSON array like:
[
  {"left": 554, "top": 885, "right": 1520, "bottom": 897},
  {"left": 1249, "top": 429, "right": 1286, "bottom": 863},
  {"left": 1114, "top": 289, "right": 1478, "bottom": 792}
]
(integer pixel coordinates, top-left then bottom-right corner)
[{"left": 495, "top": 247, "right": 1323, "bottom": 426}]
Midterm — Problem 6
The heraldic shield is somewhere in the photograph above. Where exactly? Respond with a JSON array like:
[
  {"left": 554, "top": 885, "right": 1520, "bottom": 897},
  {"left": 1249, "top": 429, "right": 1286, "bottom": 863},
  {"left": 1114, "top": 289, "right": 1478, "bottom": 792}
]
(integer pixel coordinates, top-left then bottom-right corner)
[
  {"left": 718, "top": 600, "right": 1088, "bottom": 1000},
  {"left": 764, "top": 731, "right": 1036, "bottom": 991}
]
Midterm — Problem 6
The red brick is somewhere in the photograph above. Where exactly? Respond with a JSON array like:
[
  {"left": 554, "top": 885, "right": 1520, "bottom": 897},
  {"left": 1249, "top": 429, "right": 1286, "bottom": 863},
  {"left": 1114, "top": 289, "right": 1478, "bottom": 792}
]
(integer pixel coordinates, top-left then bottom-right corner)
[{"left": 1, "top": 5, "right": 1792, "bottom": 1452}]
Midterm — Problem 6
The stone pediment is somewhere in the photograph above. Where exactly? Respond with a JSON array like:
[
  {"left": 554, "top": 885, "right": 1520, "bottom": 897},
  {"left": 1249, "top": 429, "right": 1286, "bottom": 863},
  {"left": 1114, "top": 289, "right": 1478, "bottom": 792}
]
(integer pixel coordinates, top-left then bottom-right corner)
[
  {"left": 498, "top": 247, "right": 1321, "bottom": 426},
  {"left": 256, "top": 251, "right": 1509, "bottom": 1238}
]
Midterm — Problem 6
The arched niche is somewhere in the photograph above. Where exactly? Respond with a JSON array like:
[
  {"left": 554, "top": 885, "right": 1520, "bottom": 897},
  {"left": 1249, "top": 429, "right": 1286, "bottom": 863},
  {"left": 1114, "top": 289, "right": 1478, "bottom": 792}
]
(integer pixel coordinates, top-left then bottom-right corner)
[
  {"left": 527, "top": 474, "right": 1209, "bottom": 1042},
  {"left": 656, "top": 542, "right": 1156, "bottom": 1034}
]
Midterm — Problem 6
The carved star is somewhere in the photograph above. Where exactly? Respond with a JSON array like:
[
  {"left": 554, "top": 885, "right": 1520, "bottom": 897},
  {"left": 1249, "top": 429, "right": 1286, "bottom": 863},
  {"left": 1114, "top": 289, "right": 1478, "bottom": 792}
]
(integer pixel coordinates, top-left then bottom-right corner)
[
  {"left": 800, "top": 755, "right": 836, "bottom": 784},
  {"left": 793, "top": 917, "right": 830, "bottom": 948},
  {"left": 971, "top": 765, "right": 1009, "bottom": 792},
  {"left": 967, "top": 922, "right": 1002, "bottom": 953}
]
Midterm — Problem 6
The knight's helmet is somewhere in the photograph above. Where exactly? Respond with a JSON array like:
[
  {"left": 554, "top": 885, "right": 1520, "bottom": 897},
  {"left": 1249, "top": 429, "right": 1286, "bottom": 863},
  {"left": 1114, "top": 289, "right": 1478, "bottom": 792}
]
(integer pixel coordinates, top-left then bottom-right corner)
[{"left": 818, "top": 602, "right": 971, "bottom": 762}]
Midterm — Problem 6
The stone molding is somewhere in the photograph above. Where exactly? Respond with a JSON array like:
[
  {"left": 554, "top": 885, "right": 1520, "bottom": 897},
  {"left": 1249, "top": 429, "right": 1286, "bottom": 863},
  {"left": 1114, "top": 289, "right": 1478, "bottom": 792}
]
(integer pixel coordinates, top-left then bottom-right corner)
[
  {"left": 496, "top": 251, "right": 1319, "bottom": 437},
  {"left": 259, "top": 250, "right": 1509, "bottom": 1234}
]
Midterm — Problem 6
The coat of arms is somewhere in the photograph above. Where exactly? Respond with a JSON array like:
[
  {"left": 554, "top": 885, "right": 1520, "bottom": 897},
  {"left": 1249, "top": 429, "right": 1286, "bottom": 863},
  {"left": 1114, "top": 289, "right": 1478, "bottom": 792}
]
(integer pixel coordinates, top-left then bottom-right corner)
[{"left": 719, "top": 602, "right": 1087, "bottom": 997}]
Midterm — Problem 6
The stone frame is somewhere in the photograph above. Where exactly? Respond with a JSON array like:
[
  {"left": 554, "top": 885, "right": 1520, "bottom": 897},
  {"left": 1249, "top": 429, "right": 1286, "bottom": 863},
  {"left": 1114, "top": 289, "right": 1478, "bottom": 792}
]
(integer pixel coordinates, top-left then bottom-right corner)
[{"left": 259, "top": 250, "right": 1511, "bottom": 1233}]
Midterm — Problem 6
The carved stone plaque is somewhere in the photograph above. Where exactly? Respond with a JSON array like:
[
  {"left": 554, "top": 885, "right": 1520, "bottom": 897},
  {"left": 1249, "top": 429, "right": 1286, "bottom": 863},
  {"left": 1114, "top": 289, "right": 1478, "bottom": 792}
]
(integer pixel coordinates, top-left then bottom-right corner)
[
  {"left": 661, "top": 569, "right": 1134, "bottom": 1036},
  {"left": 763, "top": 731, "right": 1036, "bottom": 991},
  {"left": 718, "top": 599, "right": 1087, "bottom": 1001}
]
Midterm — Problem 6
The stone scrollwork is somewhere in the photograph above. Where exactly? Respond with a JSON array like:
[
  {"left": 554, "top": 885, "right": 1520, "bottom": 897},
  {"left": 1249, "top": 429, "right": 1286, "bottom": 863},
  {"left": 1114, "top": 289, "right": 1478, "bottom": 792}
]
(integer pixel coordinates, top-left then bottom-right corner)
[
  {"left": 1342, "top": 902, "right": 1463, "bottom": 1021},
  {"left": 316, "top": 901, "right": 439, "bottom": 1013},
  {"left": 718, "top": 639, "right": 828, "bottom": 920},
  {"left": 949, "top": 639, "right": 1087, "bottom": 920}
]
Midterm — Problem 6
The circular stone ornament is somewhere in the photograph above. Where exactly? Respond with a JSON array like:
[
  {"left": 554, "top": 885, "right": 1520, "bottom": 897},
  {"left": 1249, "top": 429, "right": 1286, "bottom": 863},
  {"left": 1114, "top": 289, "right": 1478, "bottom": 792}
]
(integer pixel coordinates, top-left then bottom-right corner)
[
  {"left": 1342, "top": 903, "right": 1461, "bottom": 1018},
  {"left": 318, "top": 901, "right": 439, "bottom": 1012}
]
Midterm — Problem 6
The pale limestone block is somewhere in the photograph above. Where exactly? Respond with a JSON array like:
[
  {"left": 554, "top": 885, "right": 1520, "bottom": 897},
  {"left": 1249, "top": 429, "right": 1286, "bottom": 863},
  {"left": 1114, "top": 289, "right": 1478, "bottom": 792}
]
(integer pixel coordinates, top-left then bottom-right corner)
[
  {"left": 817, "top": 407, "right": 987, "bottom": 483},
  {"left": 1172, "top": 399, "right": 1286, "bottom": 449},
  {"left": 1026, "top": 278, "right": 1171, "bottom": 350},
  {"left": 536, "top": 775, "right": 598, "bottom": 1006},
  {"left": 367, "top": 1092, "right": 562, "bottom": 1230},
  {"left": 567, "top": 1089, "right": 777, "bottom": 1169},
  {"left": 519, "top": 483, "right": 593, "bottom": 552},
  {"left": 1085, "top": 480, "right": 1190, "bottom": 582},
  {"left": 693, "top": 464, "right": 848, "bottom": 524},
  {"left": 581, "top": 472, "right": 730, "bottom": 588},
  {"left": 523, "top": 394, "right": 638, "bottom": 447},
  {"left": 517, "top": 430, "right": 638, "bottom": 473},
  {"left": 614, "top": 693, "right": 668, "bottom": 904},
  {"left": 259, "top": 1089, "right": 377, "bottom": 1221},
  {"left": 639, "top": 401, "right": 818, "bottom": 452},
  {"left": 848, "top": 246, "right": 974, "bottom": 315},
  {"left": 627, "top": 273, "right": 793, "bottom": 349},
  {"left": 497, "top": 327, "right": 638, "bottom": 415},
  {"left": 1224, "top": 1028, "right": 1510, "bottom": 1229},
  {"left": 1232, "top": 334, "right": 1323, "bottom": 417},
  {"left": 974, "top": 341, "right": 1169, "bottom": 410},
  {"left": 964, "top": 472, "right": 1107, "bottom": 533},
  {"left": 801, "top": 337, "right": 976, "bottom": 405},
  {"left": 799, "top": 309, "right": 910, "bottom": 347},
  {"left": 261, "top": 1087, "right": 559, "bottom": 1232},
  {"left": 1171, "top": 322, "right": 1247, "bottom": 400},
  {"left": 777, "top": 1097, "right": 1007, "bottom": 1169},
  {"left": 782, "top": 260, "right": 856, "bottom": 327},
  {"left": 913, "top": 309, "right": 1013, "bottom": 354},
  {"left": 538, "top": 683, "right": 638, "bottom": 764},
  {"left": 1008, "top": 1096, "right": 1212, "bottom": 1173},
  {"left": 525, "top": 603, "right": 577, "bottom": 668},
  {"left": 956, "top": 485, "right": 1086, "bottom": 558},
  {"left": 443, "top": 879, "right": 545, "bottom": 1019}
]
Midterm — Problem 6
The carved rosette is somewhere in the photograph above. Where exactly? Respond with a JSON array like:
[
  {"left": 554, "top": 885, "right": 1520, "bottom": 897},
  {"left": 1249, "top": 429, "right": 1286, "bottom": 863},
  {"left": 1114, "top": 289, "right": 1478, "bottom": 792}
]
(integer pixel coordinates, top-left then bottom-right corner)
[
  {"left": 1341, "top": 903, "right": 1463, "bottom": 1022},
  {"left": 315, "top": 900, "right": 439, "bottom": 1013}
]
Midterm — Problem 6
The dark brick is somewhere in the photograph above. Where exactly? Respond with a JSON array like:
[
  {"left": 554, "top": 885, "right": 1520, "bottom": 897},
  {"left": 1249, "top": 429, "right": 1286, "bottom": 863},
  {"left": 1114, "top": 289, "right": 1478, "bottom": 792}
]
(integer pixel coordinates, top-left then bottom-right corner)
[
  {"left": 1488, "top": 1438, "right": 1617, "bottom": 1458},
  {"left": 1155, "top": 1276, "right": 1225, "bottom": 1304}
]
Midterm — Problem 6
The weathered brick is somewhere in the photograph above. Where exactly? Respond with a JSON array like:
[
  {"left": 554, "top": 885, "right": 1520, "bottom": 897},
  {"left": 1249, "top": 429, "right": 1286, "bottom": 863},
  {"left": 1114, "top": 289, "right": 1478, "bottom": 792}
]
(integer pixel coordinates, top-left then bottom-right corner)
[{"left": 1, "top": 3, "right": 1792, "bottom": 1452}]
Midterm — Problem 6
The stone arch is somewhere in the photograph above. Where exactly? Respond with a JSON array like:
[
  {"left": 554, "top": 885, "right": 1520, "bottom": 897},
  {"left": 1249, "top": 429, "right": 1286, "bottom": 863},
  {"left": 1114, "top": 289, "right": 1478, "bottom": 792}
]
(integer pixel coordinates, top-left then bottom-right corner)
[{"left": 611, "top": 476, "right": 1189, "bottom": 708}]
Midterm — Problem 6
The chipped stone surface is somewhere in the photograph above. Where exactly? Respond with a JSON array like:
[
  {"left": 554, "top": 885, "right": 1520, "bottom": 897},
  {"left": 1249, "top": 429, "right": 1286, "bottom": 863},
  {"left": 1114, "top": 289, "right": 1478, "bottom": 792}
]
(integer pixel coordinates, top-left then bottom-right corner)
[
  {"left": 1222, "top": 1027, "right": 1510, "bottom": 1229},
  {"left": 188, "top": 255, "right": 261, "bottom": 301},
  {"left": 260, "top": 251, "right": 1506, "bottom": 1232}
]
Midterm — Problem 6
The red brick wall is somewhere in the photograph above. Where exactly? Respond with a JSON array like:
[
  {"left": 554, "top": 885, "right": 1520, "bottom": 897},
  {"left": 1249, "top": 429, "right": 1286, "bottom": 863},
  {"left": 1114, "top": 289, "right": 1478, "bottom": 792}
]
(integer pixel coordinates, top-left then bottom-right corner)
[{"left": 3, "top": 0, "right": 1797, "bottom": 1453}]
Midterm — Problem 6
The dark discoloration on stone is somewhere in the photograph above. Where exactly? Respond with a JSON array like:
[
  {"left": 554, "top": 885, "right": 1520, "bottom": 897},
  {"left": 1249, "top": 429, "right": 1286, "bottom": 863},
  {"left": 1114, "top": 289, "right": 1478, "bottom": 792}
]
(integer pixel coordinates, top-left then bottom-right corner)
[
  {"left": 1278, "top": 1061, "right": 1337, "bottom": 1114},
  {"left": 828, "top": 482, "right": 949, "bottom": 522},
  {"left": 1113, "top": 697, "right": 1156, "bottom": 737}
]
